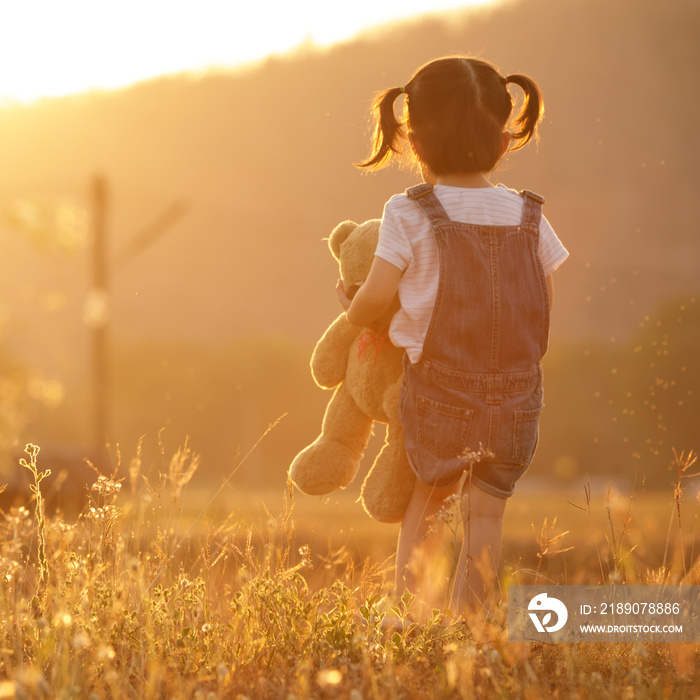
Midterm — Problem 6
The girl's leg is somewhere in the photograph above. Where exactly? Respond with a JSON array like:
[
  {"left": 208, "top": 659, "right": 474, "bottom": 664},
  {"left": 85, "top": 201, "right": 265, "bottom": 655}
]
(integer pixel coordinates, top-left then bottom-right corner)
[
  {"left": 395, "top": 477, "right": 460, "bottom": 601},
  {"left": 450, "top": 480, "right": 507, "bottom": 616}
]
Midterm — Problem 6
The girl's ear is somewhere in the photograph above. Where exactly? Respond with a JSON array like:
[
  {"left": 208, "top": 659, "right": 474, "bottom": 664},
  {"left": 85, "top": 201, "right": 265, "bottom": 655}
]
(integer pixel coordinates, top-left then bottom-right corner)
[{"left": 329, "top": 220, "right": 357, "bottom": 260}]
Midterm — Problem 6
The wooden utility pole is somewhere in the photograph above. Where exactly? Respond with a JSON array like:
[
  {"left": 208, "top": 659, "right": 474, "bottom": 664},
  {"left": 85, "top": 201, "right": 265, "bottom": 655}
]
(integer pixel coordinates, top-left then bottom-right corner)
[{"left": 86, "top": 174, "right": 187, "bottom": 462}]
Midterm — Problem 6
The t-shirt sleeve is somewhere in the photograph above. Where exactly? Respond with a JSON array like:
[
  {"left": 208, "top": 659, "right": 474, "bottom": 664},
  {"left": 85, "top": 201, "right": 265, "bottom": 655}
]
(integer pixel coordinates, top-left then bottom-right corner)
[
  {"left": 538, "top": 214, "right": 569, "bottom": 276},
  {"left": 374, "top": 200, "right": 413, "bottom": 272}
]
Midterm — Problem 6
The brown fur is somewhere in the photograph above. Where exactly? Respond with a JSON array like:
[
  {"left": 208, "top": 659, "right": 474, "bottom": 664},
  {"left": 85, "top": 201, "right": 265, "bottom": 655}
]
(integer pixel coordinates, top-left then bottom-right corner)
[{"left": 289, "top": 219, "right": 415, "bottom": 523}]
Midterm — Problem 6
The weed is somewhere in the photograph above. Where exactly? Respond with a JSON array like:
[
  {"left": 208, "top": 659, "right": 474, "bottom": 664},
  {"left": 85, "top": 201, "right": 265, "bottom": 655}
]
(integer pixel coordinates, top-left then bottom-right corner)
[
  {"left": 19, "top": 443, "right": 51, "bottom": 594},
  {"left": 1, "top": 439, "right": 699, "bottom": 698}
]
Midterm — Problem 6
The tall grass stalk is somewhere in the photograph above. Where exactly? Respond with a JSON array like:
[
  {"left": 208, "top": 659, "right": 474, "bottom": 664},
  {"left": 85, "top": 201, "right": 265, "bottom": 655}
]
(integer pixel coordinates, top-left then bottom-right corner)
[
  {"left": 568, "top": 479, "right": 606, "bottom": 581},
  {"left": 531, "top": 515, "right": 573, "bottom": 583},
  {"left": 142, "top": 414, "right": 286, "bottom": 597},
  {"left": 2, "top": 437, "right": 700, "bottom": 698},
  {"left": 603, "top": 479, "right": 637, "bottom": 582},
  {"left": 19, "top": 443, "right": 51, "bottom": 592},
  {"left": 663, "top": 449, "right": 699, "bottom": 580}
]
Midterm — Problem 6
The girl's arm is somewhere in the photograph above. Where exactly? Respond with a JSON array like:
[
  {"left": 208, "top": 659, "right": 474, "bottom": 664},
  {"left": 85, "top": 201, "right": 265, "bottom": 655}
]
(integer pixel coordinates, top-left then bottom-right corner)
[{"left": 336, "top": 257, "right": 402, "bottom": 327}]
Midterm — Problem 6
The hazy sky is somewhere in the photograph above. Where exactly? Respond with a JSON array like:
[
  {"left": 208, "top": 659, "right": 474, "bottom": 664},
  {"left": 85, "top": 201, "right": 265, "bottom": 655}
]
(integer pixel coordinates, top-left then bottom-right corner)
[{"left": 0, "top": 0, "right": 495, "bottom": 103}]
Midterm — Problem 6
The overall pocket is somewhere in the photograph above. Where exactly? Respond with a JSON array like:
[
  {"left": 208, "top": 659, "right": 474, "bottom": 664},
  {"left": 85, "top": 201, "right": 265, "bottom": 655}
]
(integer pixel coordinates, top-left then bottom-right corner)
[
  {"left": 512, "top": 407, "right": 542, "bottom": 465},
  {"left": 417, "top": 395, "right": 473, "bottom": 458}
]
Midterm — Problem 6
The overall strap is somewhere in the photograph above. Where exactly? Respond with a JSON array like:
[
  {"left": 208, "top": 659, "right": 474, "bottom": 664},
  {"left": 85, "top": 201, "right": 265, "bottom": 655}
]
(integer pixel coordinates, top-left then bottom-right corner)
[
  {"left": 406, "top": 183, "right": 450, "bottom": 225},
  {"left": 519, "top": 190, "right": 545, "bottom": 232}
]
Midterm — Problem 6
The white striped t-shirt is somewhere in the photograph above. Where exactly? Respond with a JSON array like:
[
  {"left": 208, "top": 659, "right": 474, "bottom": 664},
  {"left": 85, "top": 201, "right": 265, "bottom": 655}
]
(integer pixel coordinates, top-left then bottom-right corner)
[{"left": 375, "top": 183, "right": 569, "bottom": 363}]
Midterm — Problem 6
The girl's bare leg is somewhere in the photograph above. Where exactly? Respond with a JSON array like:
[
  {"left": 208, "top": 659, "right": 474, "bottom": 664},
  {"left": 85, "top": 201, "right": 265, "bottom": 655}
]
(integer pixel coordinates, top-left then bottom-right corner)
[
  {"left": 395, "top": 478, "right": 460, "bottom": 605},
  {"left": 450, "top": 481, "right": 507, "bottom": 616}
]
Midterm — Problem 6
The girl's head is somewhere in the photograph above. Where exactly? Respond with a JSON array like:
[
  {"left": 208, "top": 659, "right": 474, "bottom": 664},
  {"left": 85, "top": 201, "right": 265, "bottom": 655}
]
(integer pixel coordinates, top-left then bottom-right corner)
[{"left": 358, "top": 56, "right": 544, "bottom": 176}]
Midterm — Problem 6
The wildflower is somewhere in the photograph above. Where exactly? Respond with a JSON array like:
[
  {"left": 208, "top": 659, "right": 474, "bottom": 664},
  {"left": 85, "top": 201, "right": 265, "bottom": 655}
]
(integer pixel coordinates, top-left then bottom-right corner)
[
  {"left": 15, "top": 667, "right": 50, "bottom": 698},
  {"left": 0, "top": 558, "right": 19, "bottom": 583},
  {"left": 317, "top": 669, "right": 343, "bottom": 687},
  {"left": 427, "top": 493, "right": 461, "bottom": 533},
  {"left": 97, "top": 645, "right": 115, "bottom": 662},
  {"left": 50, "top": 516, "right": 71, "bottom": 534},
  {"left": 86, "top": 505, "right": 120, "bottom": 522},
  {"left": 0, "top": 680, "right": 17, "bottom": 699},
  {"left": 462, "top": 443, "right": 495, "bottom": 468},
  {"left": 298, "top": 544, "right": 312, "bottom": 568},
  {"left": 91, "top": 475, "right": 122, "bottom": 498},
  {"left": 73, "top": 631, "right": 91, "bottom": 649},
  {"left": 53, "top": 612, "right": 72, "bottom": 628},
  {"left": 6, "top": 506, "right": 30, "bottom": 526},
  {"left": 24, "top": 443, "right": 40, "bottom": 460}
]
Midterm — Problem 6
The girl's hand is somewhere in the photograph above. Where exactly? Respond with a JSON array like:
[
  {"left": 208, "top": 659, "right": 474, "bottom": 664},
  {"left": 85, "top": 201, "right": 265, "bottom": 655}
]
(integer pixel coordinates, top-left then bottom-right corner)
[
  {"left": 338, "top": 258, "right": 402, "bottom": 327},
  {"left": 336, "top": 279, "right": 353, "bottom": 312}
]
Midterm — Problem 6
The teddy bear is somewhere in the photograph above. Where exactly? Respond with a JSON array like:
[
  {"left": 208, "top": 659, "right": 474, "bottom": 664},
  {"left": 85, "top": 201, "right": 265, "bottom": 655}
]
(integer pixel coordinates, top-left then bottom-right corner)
[{"left": 288, "top": 219, "right": 415, "bottom": 523}]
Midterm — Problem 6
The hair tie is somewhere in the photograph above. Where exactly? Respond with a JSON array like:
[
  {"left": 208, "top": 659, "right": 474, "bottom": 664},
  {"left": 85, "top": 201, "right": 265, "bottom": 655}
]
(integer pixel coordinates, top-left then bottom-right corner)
[{"left": 399, "top": 86, "right": 406, "bottom": 94}]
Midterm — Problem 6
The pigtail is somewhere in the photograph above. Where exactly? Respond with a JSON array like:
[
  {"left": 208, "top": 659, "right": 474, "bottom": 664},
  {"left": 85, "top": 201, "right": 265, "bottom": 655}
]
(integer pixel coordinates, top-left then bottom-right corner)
[
  {"left": 505, "top": 74, "right": 544, "bottom": 150},
  {"left": 355, "top": 87, "right": 406, "bottom": 170}
]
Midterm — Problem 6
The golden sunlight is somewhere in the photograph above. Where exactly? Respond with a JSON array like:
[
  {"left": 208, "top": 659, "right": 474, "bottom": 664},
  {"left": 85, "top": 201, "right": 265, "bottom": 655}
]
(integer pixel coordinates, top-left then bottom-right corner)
[{"left": 0, "top": 0, "right": 497, "bottom": 103}]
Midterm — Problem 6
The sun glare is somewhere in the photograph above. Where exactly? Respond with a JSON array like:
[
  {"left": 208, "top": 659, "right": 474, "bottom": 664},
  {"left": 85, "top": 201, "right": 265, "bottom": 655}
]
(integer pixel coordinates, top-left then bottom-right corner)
[{"left": 0, "top": 0, "right": 496, "bottom": 104}]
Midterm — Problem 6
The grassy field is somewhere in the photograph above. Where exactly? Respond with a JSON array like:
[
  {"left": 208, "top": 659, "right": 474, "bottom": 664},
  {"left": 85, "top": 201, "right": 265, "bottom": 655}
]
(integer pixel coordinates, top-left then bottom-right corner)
[{"left": 1, "top": 442, "right": 699, "bottom": 699}]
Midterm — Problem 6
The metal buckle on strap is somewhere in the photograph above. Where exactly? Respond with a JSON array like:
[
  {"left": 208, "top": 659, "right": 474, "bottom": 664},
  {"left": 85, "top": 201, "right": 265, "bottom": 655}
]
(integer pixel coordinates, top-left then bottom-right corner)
[
  {"left": 406, "top": 183, "right": 434, "bottom": 199},
  {"left": 521, "top": 190, "right": 545, "bottom": 204}
]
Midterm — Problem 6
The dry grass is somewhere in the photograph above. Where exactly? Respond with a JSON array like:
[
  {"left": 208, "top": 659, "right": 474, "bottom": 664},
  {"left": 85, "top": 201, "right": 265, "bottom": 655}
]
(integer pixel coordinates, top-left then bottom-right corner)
[{"left": 1, "top": 441, "right": 699, "bottom": 699}]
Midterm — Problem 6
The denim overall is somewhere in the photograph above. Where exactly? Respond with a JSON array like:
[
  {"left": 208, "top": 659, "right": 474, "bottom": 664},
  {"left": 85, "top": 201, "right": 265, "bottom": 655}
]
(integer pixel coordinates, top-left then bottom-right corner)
[{"left": 399, "top": 183, "right": 550, "bottom": 497}]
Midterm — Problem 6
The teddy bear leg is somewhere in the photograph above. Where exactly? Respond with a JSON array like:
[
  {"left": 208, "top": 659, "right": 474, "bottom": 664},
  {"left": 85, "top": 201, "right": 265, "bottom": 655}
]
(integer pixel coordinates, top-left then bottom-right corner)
[
  {"left": 361, "top": 421, "right": 416, "bottom": 524},
  {"left": 289, "top": 382, "right": 373, "bottom": 496}
]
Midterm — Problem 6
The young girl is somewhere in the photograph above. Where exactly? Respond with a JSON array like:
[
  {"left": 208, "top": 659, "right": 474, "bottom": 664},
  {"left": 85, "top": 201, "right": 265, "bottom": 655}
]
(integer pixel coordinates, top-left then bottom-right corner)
[{"left": 337, "top": 56, "right": 568, "bottom": 618}]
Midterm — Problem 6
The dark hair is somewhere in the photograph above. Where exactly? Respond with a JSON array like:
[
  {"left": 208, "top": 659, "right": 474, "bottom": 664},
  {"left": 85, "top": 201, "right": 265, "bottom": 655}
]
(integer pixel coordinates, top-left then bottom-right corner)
[{"left": 357, "top": 56, "right": 544, "bottom": 175}]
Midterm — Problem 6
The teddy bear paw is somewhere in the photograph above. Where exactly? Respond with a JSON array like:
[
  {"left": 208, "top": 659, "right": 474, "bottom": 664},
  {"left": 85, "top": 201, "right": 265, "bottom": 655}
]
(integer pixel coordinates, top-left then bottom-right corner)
[{"left": 289, "top": 438, "right": 362, "bottom": 495}]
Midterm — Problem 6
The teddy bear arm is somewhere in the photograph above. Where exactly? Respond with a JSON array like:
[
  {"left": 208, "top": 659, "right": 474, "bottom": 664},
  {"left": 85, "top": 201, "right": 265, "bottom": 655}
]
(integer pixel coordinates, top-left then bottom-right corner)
[
  {"left": 310, "top": 313, "right": 358, "bottom": 388},
  {"left": 289, "top": 382, "right": 374, "bottom": 495}
]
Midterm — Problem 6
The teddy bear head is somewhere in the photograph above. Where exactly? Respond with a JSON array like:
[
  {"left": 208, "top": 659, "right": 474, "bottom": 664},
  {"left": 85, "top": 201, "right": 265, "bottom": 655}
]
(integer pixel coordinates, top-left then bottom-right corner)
[
  {"left": 329, "top": 219, "right": 398, "bottom": 329},
  {"left": 329, "top": 219, "right": 378, "bottom": 294}
]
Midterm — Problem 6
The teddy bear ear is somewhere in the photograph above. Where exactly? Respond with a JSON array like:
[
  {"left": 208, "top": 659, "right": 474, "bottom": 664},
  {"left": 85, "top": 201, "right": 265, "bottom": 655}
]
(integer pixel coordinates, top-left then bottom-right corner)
[{"left": 328, "top": 220, "right": 357, "bottom": 260}]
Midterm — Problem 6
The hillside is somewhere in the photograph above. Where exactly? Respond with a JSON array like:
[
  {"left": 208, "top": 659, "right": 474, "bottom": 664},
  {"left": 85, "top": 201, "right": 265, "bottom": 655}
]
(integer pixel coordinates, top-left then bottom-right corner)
[
  {"left": 0, "top": 0, "right": 698, "bottom": 485},
  {"left": 2, "top": 0, "right": 698, "bottom": 346}
]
